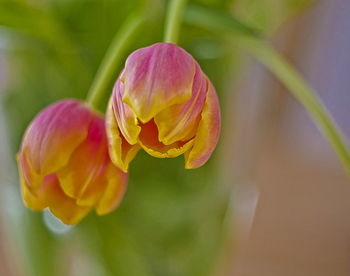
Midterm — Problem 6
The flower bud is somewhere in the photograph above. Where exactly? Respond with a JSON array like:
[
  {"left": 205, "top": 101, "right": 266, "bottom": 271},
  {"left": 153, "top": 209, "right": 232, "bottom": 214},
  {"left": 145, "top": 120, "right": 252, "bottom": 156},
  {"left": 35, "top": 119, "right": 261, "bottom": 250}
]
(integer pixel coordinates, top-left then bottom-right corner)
[
  {"left": 17, "top": 100, "right": 127, "bottom": 225},
  {"left": 106, "top": 43, "right": 221, "bottom": 171}
]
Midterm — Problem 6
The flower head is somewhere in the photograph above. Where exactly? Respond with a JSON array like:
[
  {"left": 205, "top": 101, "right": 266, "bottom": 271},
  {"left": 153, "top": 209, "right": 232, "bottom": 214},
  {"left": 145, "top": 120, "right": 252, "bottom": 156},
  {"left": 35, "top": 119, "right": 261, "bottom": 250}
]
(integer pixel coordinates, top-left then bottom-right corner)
[
  {"left": 17, "top": 100, "right": 127, "bottom": 225},
  {"left": 106, "top": 42, "right": 221, "bottom": 172}
]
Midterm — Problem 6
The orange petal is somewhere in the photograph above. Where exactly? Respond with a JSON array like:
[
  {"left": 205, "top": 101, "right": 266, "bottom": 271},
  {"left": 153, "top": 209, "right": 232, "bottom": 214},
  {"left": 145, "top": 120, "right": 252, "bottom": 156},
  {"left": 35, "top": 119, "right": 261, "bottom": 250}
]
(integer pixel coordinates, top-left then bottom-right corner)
[
  {"left": 122, "top": 43, "right": 195, "bottom": 123},
  {"left": 112, "top": 78, "right": 141, "bottom": 145},
  {"left": 20, "top": 175, "right": 47, "bottom": 210},
  {"left": 44, "top": 174, "right": 91, "bottom": 225},
  {"left": 185, "top": 79, "right": 221, "bottom": 169},
  {"left": 155, "top": 63, "right": 206, "bottom": 145},
  {"left": 76, "top": 155, "right": 109, "bottom": 207},
  {"left": 56, "top": 115, "right": 108, "bottom": 200},
  {"left": 138, "top": 119, "right": 194, "bottom": 158},
  {"left": 75, "top": 165, "right": 107, "bottom": 207},
  {"left": 106, "top": 101, "right": 141, "bottom": 172},
  {"left": 22, "top": 100, "right": 92, "bottom": 175},
  {"left": 96, "top": 163, "right": 128, "bottom": 215},
  {"left": 17, "top": 150, "right": 43, "bottom": 193}
]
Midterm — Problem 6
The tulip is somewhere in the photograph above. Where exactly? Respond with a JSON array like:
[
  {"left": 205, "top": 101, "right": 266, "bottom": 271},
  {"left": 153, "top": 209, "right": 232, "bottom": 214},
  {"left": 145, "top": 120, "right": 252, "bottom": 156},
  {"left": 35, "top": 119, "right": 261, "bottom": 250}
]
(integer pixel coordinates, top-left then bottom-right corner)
[
  {"left": 106, "top": 42, "right": 221, "bottom": 172},
  {"left": 17, "top": 100, "right": 127, "bottom": 225}
]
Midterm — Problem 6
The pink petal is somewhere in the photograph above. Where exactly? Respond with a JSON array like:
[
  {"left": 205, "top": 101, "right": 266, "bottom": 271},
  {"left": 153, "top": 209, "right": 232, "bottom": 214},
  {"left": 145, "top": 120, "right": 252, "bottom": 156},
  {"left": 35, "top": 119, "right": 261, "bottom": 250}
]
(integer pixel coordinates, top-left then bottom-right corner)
[
  {"left": 21, "top": 100, "right": 92, "bottom": 175},
  {"left": 121, "top": 43, "right": 196, "bottom": 122}
]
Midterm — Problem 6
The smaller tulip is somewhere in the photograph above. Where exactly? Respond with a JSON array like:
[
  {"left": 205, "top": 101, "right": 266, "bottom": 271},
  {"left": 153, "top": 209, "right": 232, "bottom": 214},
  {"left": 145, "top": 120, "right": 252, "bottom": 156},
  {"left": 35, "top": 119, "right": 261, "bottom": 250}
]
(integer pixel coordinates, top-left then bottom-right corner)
[
  {"left": 17, "top": 100, "right": 127, "bottom": 225},
  {"left": 106, "top": 42, "right": 221, "bottom": 172}
]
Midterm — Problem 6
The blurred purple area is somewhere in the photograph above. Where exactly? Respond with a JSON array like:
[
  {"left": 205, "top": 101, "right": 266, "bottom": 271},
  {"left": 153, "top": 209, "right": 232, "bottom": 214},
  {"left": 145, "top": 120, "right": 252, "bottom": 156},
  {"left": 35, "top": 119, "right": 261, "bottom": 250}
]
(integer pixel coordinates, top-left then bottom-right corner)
[{"left": 227, "top": 0, "right": 350, "bottom": 275}]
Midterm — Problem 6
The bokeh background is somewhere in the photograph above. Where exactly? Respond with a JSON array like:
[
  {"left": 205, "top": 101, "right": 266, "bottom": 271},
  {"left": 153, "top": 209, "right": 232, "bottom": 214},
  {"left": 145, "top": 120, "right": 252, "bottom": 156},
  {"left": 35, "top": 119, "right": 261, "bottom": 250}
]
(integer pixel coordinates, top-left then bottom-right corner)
[{"left": 1, "top": 0, "right": 350, "bottom": 275}]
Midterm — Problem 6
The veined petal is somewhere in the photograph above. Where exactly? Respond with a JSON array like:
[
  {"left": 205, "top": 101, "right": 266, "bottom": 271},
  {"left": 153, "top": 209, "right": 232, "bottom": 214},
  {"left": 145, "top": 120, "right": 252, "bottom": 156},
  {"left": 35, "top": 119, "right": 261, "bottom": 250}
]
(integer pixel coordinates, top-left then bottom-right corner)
[
  {"left": 76, "top": 155, "right": 110, "bottom": 207},
  {"left": 138, "top": 120, "right": 194, "bottom": 158},
  {"left": 20, "top": 175, "right": 47, "bottom": 210},
  {"left": 75, "top": 158, "right": 107, "bottom": 207},
  {"left": 155, "top": 63, "right": 207, "bottom": 145},
  {"left": 185, "top": 79, "right": 221, "bottom": 169},
  {"left": 106, "top": 101, "right": 141, "bottom": 172},
  {"left": 122, "top": 43, "right": 196, "bottom": 122},
  {"left": 22, "top": 100, "right": 92, "bottom": 176},
  {"left": 17, "top": 150, "right": 43, "bottom": 192},
  {"left": 112, "top": 78, "right": 141, "bottom": 145},
  {"left": 56, "top": 115, "right": 108, "bottom": 199},
  {"left": 96, "top": 163, "right": 128, "bottom": 215},
  {"left": 44, "top": 174, "right": 91, "bottom": 225}
]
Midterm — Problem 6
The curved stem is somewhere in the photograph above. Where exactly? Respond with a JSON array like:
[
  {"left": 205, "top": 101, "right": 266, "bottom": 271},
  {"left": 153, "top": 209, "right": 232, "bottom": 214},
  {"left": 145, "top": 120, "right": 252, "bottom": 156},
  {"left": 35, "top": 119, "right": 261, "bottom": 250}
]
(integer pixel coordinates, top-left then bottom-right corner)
[
  {"left": 238, "top": 37, "right": 350, "bottom": 176},
  {"left": 183, "top": 5, "right": 350, "bottom": 177},
  {"left": 86, "top": 13, "right": 145, "bottom": 108},
  {"left": 164, "top": 0, "right": 188, "bottom": 43}
]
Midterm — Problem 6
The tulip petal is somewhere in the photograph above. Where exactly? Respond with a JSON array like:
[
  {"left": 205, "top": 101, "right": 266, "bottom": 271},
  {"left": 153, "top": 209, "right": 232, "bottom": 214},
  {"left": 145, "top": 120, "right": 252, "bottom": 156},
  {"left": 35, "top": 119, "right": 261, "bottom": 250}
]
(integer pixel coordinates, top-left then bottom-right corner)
[
  {"left": 44, "top": 174, "right": 91, "bottom": 225},
  {"left": 96, "top": 163, "right": 128, "bottom": 215},
  {"left": 22, "top": 100, "right": 92, "bottom": 175},
  {"left": 20, "top": 175, "right": 47, "bottom": 210},
  {"left": 76, "top": 159, "right": 109, "bottom": 207},
  {"left": 17, "top": 150, "right": 43, "bottom": 192},
  {"left": 155, "top": 63, "right": 206, "bottom": 145},
  {"left": 112, "top": 78, "right": 141, "bottom": 145},
  {"left": 138, "top": 120, "right": 194, "bottom": 158},
  {"left": 75, "top": 161, "right": 107, "bottom": 207},
  {"left": 106, "top": 101, "right": 141, "bottom": 172},
  {"left": 122, "top": 43, "right": 196, "bottom": 123},
  {"left": 56, "top": 115, "right": 108, "bottom": 199},
  {"left": 185, "top": 80, "right": 221, "bottom": 168},
  {"left": 76, "top": 178, "right": 106, "bottom": 207}
]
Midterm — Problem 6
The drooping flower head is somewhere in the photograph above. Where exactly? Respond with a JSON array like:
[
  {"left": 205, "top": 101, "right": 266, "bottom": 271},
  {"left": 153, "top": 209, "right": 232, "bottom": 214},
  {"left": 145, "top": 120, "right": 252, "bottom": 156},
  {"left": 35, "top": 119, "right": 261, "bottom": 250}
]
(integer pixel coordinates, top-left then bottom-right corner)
[
  {"left": 17, "top": 100, "right": 127, "bottom": 225},
  {"left": 106, "top": 42, "right": 221, "bottom": 172}
]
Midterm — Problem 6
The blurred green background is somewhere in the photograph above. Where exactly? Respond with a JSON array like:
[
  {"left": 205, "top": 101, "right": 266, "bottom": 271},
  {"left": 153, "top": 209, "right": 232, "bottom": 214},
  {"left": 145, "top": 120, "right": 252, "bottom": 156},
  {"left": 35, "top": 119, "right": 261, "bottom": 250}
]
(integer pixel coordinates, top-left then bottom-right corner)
[{"left": 5, "top": 0, "right": 347, "bottom": 275}]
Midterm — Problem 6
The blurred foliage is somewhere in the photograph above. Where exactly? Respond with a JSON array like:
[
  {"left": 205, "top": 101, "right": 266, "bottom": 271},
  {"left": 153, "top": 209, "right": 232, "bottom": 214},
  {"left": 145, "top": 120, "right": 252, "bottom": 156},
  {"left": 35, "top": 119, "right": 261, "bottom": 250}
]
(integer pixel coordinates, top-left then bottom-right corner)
[
  {"left": 233, "top": 0, "right": 315, "bottom": 33},
  {"left": 0, "top": 0, "right": 314, "bottom": 275}
]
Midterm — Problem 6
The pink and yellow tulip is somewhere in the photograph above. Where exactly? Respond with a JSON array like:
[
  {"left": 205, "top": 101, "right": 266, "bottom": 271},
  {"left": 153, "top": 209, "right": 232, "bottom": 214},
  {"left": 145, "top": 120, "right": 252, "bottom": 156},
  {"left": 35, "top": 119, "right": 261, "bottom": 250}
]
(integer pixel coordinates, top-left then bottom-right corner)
[
  {"left": 17, "top": 100, "right": 127, "bottom": 225},
  {"left": 106, "top": 42, "right": 221, "bottom": 172}
]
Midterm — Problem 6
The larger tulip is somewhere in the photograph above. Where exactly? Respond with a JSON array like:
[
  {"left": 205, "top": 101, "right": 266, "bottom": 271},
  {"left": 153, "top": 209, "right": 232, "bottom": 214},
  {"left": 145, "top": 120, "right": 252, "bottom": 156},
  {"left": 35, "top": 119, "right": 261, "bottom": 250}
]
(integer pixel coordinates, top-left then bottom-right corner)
[
  {"left": 106, "top": 42, "right": 221, "bottom": 172},
  {"left": 17, "top": 100, "right": 127, "bottom": 225}
]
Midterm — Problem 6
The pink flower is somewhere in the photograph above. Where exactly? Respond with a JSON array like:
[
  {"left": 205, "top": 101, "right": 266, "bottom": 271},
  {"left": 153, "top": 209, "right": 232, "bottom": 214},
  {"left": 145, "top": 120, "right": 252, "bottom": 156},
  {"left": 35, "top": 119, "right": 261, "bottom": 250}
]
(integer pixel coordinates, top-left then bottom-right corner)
[
  {"left": 106, "top": 42, "right": 221, "bottom": 172},
  {"left": 17, "top": 100, "right": 127, "bottom": 225}
]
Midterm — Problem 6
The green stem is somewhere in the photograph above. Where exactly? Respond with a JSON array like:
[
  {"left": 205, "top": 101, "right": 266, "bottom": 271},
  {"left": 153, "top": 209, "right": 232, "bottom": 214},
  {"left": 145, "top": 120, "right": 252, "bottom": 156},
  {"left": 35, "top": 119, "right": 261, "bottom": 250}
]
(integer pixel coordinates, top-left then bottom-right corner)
[
  {"left": 86, "top": 13, "right": 145, "bottom": 108},
  {"left": 238, "top": 37, "right": 350, "bottom": 176},
  {"left": 164, "top": 0, "right": 188, "bottom": 43}
]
